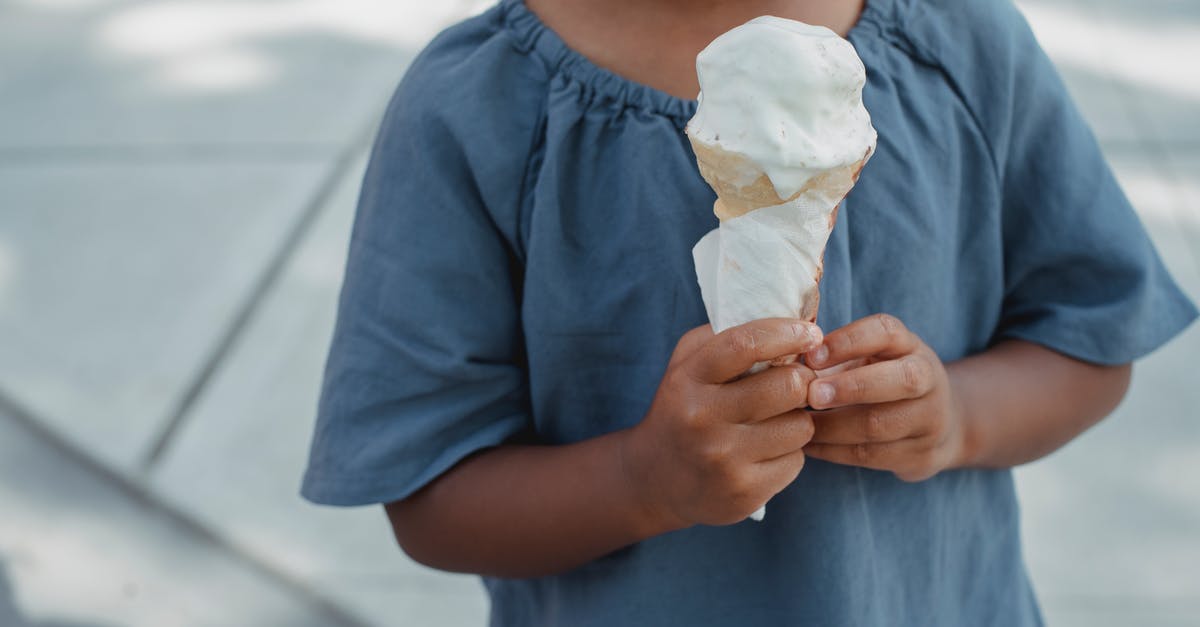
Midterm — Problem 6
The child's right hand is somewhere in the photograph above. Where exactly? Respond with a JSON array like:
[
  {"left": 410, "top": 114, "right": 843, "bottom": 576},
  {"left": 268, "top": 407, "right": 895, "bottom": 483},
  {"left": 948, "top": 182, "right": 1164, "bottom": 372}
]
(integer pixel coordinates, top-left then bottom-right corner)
[{"left": 620, "top": 319, "right": 823, "bottom": 528}]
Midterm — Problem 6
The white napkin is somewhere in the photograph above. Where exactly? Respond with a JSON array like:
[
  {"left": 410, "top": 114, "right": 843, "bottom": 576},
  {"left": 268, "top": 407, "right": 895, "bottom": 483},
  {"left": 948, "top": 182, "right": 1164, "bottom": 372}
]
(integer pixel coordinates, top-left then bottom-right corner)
[
  {"left": 693, "top": 194, "right": 836, "bottom": 337},
  {"left": 691, "top": 195, "right": 838, "bottom": 521}
]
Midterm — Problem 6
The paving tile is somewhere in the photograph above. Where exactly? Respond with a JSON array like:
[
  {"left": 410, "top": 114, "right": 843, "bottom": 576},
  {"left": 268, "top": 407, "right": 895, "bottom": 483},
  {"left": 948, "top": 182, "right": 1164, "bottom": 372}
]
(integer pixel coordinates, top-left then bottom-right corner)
[
  {"left": 313, "top": 574, "right": 488, "bottom": 627},
  {"left": 1016, "top": 154, "right": 1200, "bottom": 605},
  {"left": 147, "top": 153, "right": 488, "bottom": 625},
  {"left": 0, "top": 160, "right": 328, "bottom": 471},
  {"left": 0, "top": 0, "right": 467, "bottom": 148},
  {"left": 1086, "top": 2, "right": 1200, "bottom": 147},
  {"left": 0, "top": 406, "right": 357, "bottom": 627},
  {"left": 1016, "top": 0, "right": 1144, "bottom": 146},
  {"left": 1018, "top": 0, "right": 1200, "bottom": 148},
  {"left": 3, "top": 2, "right": 1193, "bottom": 626}
]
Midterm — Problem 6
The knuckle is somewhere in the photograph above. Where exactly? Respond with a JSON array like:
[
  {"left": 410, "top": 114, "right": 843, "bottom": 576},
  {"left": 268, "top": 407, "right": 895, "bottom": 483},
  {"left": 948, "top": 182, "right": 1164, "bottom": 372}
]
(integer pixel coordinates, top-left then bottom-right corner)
[
  {"left": 849, "top": 373, "right": 869, "bottom": 401},
  {"left": 925, "top": 418, "right": 947, "bottom": 441},
  {"left": 853, "top": 443, "right": 873, "bottom": 464},
  {"left": 875, "top": 313, "right": 906, "bottom": 338},
  {"left": 841, "top": 327, "right": 865, "bottom": 352},
  {"left": 672, "top": 334, "right": 695, "bottom": 358},
  {"left": 671, "top": 380, "right": 700, "bottom": 415},
  {"left": 677, "top": 397, "right": 710, "bottom": 433},
  {"left": 727, "top": 328, "right": 759, "bottom": 356},
  {"left": 698, "top": 438, "right": 733, "bottom": 467},
  {"left": 785, "top": 367, "right": 811, "bottom": 399},
  {"left": 863, "top": 408, "right": 888, "bottom": 442},
  {"left": 876, "top": 313, "right": 911, "bottom": 348},
  {"left": 891, "top": 410, "right": 916, "bottom": 439},
  {"left": 916, "top": 410, "right": 944, "bottom": 438},
  {"left": 665, "top": 367, "right": 690, "bottom": 393},
  {"left": 796, "top": 413, "right": 816, "bottom": 442},
  {"left": 725, "top": 471, "right": 758, "bottom": 506},
  {"left": 677, "top": 359, "right": 705, "bottom": 385},
  {"left": 669, "top": 364, "right": 698, "bottom": 390},
  {"left": 899, "top": 357, "right": 926, "bottom": 396},
  {"left": 917, "top": 356, "right": 938, "bottom": 392}
]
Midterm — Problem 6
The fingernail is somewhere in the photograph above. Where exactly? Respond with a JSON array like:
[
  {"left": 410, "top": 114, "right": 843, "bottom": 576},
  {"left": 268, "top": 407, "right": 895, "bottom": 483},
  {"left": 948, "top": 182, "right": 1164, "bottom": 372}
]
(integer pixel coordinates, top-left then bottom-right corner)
[
  {"left": 792, "top": 322, "right": 813, "bottom": 341},
  {"left": 812, "top": 382, "right": 834, "bottom": 406},
  {"left": 810, "top": 345, "right": 829, "bottom": 366}
]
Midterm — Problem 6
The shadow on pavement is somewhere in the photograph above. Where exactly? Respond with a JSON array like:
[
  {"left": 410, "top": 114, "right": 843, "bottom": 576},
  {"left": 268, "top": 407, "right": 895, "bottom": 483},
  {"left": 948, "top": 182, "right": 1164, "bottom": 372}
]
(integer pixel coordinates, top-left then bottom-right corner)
[{"left": 0, "top": 561, "right": 117, "bottom": 627}]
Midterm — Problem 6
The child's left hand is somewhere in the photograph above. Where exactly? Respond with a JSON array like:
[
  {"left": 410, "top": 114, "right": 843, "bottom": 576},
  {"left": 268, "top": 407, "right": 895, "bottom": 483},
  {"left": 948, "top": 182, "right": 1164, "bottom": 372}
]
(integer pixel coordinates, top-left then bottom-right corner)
[{"left": 801, "top": 314, "right": 968, "bottom": 482}]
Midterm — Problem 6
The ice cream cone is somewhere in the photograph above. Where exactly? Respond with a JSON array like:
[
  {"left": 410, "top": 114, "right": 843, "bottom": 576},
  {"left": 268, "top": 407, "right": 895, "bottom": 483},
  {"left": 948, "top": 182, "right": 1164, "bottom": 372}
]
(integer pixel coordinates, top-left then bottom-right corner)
[
  {"left": 687, "top": 130, "right": 873, "bottom": 323},
  {"left": 684, "top": 15, "right": 877, "bottom": 523},
  {"left": 688, "top": 135, "right": 871, "bottom": 221}
]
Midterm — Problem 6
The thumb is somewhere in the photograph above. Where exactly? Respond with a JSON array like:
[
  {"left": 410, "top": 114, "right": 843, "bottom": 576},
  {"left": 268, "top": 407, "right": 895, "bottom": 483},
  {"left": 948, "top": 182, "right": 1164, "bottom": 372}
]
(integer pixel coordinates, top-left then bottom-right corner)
[{"left": 669, "top": 323, "right": 716, "bottom": 367}]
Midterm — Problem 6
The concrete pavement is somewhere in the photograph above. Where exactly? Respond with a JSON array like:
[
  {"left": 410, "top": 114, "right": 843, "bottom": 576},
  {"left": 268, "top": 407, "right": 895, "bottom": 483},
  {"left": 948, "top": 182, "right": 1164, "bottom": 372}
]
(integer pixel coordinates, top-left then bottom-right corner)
[{"left": 0, "top": 0, "right": 1196, "bottom": 624}]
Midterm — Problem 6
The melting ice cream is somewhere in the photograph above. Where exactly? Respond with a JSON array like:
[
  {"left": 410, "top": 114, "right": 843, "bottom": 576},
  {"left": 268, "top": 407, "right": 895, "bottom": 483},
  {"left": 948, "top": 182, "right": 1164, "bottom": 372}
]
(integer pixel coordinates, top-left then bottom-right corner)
[{"left": 689, "top": 16, "right": 877, "bottom": 333}]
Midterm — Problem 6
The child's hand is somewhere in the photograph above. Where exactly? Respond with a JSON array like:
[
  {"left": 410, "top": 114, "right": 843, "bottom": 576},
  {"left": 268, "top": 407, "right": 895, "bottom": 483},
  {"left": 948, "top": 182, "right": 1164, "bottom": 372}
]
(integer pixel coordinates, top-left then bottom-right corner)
[
  {"left": 802, "top": 314, "right": 967, "bottom": 482},
  {"left": 621, "top": 319, "right": 823, "bottom": 528}
]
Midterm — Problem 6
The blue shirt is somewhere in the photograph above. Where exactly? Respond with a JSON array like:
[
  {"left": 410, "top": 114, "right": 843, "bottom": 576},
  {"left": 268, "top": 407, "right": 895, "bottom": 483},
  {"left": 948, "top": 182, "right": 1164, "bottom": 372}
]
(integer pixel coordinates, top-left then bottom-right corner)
[{"left": 301, "top": 0, "right": 1198, "bottom": 624}]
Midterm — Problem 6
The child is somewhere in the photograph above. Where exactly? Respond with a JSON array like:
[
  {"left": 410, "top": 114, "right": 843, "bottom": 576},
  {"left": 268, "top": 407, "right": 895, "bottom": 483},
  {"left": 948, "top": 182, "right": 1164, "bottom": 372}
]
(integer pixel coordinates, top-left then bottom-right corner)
[{"left": 302, "top": 0, "right": 1197, "bottom": 624}]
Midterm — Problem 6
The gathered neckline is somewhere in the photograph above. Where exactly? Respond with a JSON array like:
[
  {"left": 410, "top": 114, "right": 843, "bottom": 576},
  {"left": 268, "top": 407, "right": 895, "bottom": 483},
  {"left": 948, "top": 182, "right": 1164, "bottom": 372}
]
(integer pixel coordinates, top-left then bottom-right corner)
[{"left": 498, "top": 0, "right": 891, "bottom": 122}]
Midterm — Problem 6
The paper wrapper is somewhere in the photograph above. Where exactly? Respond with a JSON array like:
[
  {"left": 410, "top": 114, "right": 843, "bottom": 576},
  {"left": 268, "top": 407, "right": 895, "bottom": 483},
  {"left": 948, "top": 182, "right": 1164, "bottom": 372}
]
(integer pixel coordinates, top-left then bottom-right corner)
[
  {"left": 692, "top": 192, "right": 839, "bottom": 523},
  {"left": 691, "top": 150, "right": 868, "bottom": 350},
  {"left": 690, "top": 145, "right": 871, "bottom": 521},
  {"left": 693, "top": 194, "right": 838, "bottom": 338}
]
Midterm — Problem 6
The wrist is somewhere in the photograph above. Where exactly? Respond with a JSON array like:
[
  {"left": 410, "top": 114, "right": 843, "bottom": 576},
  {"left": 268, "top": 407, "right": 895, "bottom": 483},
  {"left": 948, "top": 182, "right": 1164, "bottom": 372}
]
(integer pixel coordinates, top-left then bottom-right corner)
[
  {"left": 947, "top": 366, "right": 983, "bottom": 470},
  {"left": 612, "top": 428, "right": 690, "bottom": 537}
]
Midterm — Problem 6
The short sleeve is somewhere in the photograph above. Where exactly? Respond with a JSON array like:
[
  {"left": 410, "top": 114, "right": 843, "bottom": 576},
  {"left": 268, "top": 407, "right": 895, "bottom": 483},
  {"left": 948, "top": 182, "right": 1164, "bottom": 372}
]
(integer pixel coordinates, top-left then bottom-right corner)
[
  {"left": 300, "top": 43, "right": 534, "bottom": 506},
  {"left": 985, "top": 3, "right": 1197, "bottom": 363}
]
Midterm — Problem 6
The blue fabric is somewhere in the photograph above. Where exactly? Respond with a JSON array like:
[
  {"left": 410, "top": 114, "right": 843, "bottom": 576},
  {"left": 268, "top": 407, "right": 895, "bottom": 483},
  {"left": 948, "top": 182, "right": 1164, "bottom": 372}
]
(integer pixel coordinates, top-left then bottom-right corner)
[{"left": 302, "top": 0, "right": 1198, "bottom": 624}]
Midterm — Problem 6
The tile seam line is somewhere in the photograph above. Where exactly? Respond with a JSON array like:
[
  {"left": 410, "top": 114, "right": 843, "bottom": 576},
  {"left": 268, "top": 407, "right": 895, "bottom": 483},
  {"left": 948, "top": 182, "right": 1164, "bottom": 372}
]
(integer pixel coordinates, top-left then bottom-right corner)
[
  {"left": 139, "top": 119, "right": 378, "bottom": 472},
  {"left": 0, "top": 389, "right": 374, "bottom": 627}
]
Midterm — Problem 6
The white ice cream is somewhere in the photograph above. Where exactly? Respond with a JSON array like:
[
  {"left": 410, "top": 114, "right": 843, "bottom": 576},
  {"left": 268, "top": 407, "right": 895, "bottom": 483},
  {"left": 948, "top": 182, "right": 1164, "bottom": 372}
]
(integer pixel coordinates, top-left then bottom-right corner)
[{"left": 687, "top": 16, "right": 876, "bottom": 202}]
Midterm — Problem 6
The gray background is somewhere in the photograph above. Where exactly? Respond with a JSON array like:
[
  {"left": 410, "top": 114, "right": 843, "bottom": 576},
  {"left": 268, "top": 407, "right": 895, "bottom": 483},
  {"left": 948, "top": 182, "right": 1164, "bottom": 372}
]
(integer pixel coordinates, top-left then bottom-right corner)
[{"left": 0, "top": 0, "right": 1196, "bottom": 625}]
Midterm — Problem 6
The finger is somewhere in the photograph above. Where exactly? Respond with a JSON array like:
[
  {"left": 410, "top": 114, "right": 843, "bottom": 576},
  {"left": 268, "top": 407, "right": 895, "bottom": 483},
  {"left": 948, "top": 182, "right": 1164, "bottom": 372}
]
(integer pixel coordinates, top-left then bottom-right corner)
[
  {"left": 669, "top": 323, "right": 716, "bottom": 368},
  {"left": 736, "top": 410, "right": 814, "bottom": 460},
  {"left": 719, "top": 365, "right": 817, "bottom": 423},
  {"left": 807, "top": 354, "right": 935, "bottom": 410},
  {"left": 806, "top": 313, "right": 919, "bottom": 370},
  {"left": 751, "top": 448, "right": 807, "bottom": 495},
  {"left": 811, "top": 356, "right": 868, "bottom": 377},
  {"left": 688, "top": 319, "right": 823, "bottom": 383},
  {"left": 809, "top": 401, "right": 921, "bottom": 445},
  {"left": 804, "top": 438, "right": 923, "bottom": 474}
]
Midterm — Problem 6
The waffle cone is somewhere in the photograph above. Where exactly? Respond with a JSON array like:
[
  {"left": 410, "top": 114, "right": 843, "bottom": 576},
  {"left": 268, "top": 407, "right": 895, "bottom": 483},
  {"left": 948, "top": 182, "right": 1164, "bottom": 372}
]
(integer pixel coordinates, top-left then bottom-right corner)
[
  {"left": 687, "top": 135, "right": 872, "bottom": 327},
  {"left": 688, "top": 137, "right": 871, "bottom": 222}
]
